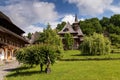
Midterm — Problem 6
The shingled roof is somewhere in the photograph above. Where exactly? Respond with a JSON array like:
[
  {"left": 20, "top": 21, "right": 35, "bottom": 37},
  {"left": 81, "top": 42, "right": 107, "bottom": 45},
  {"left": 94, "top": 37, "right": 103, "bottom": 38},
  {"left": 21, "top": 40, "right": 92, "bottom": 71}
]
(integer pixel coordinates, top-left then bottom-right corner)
[
  {"left": 58, "top": 15, "right": 83, "bottom": 36},
  {"left": 0, "top": 11, "right": 25, "bottom": 35},
  {"left": 58, "top": 22, "right": 77, "bottom": 34},
  {"left": 0, "top": 12, "right": 12, "bottom": 23},
  {"left": 0, "top": 11, "right": 28, "bottom": 43},
  {"left": 76, "top": 27, "right": 83, "bottom": 36}
]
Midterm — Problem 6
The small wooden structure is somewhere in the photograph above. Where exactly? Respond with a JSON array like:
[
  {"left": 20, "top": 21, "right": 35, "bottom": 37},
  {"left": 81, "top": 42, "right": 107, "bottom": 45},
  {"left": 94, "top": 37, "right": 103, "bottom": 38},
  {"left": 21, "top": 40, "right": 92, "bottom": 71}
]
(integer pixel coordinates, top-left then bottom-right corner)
[
  {"left": 58, "top": 15, "right": 84, "bottom": 49},
  {"left": 0, "top": 11, "right": 28, "bottom": 60}
]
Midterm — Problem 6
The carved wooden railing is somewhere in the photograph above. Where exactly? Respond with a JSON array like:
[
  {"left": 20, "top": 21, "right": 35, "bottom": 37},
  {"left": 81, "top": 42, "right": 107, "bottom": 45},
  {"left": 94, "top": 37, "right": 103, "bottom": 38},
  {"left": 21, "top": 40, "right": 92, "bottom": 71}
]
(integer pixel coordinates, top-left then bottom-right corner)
[{"left": 0, "top": 27, "right": 24, "bottom": 48}]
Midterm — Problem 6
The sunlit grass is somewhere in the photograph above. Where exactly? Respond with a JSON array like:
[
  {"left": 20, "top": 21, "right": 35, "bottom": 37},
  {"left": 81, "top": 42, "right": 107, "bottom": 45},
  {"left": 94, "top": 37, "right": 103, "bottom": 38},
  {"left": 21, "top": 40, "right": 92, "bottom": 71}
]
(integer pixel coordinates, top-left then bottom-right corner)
[
  {"left": 5, "top": 50, "right": 120, "bottom": 80},
  {"left": 62, "top": 50, "right": 120, "bottom": 60},
  {"left": 5, "top": 60, "right": 120, "bottom": 80}
]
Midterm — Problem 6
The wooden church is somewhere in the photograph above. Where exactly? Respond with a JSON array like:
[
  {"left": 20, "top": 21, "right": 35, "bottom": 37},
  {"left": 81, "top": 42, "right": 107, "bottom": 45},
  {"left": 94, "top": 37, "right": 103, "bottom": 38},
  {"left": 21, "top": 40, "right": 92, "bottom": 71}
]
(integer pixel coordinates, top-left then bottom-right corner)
[
  {"left": 0, "top": 11, "right": 28, "bottom": 60},
  {"left": 58, "top": 15, "right": 83, "bottom": 49}
]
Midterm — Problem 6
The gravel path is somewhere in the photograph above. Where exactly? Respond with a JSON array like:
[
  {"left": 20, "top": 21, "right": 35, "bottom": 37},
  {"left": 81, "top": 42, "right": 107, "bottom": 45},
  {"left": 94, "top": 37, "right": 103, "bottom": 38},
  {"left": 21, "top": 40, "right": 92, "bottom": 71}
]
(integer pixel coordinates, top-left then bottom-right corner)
[{"left": 0, "top": 60, "right": 20, "bottom": 80}]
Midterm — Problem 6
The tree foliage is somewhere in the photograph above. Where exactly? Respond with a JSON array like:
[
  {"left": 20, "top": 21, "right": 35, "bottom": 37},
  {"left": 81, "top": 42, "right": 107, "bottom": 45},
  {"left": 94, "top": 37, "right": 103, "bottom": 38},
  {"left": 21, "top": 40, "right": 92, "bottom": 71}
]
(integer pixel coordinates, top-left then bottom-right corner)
[
  {"left": 110, "top": 14, "right": 120, "bottom": 27},
  {"left": 56, "top": 22, "right": 66, "bottom": 31},
  {"left": 27, "top": 32, "right": 32, "bottom": 39},
  {"left": 80, "top": 33, "right": 111, "bottom": 55},
  {"left": 16, "top": 24, "right": 64, "bottom": 73},
  {"left": 64, "top": 33, "right": 74, "bottom": 50},
  {"left": 36, "top": 24, "right": 63, "bottom": 54},
  {"left": 100, "top": 17, "right": 110, "bottom": 27},
  {"left": 78, "top": 15, "right": 120, "bottom": 46},
  {"left": 16, "top": 44, "right": 61, "bottom": 72},
  {"left": 80, "top": 18, "right": 103, "bottom": 35},
  {"left": 109, "top": 34, "right": 120, "bottom": 46}
]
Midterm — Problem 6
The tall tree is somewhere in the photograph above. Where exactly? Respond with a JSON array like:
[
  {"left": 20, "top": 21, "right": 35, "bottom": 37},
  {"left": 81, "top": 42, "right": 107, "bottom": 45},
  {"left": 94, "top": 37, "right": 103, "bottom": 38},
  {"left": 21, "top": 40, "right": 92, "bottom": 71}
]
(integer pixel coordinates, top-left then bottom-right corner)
[
  {"left": 110, "top": 14, "right": 120, "bottom": 27},
  {"left": 80, "top": 18, "right": 102, "bottom": 35},
  {"left": 27, "top": 32, "right": 32, "bottom": 39},
  {"left": 100, "top": 17, "right": 110, "bottom": 27},
  {"left": 64, "top": 33, "right": 74, "bottom": 50},
  {"left": 36, "top": 23, "right": 63, "bottom": 56},
  {"left": 89, "top": 18, "right": 103, "bottom": 33},
  {"left": 80, "top": 21, "right": 93, "bottom": 35},
  {"left": 56, "top": 21, "right": 66, "bottom": 31}
]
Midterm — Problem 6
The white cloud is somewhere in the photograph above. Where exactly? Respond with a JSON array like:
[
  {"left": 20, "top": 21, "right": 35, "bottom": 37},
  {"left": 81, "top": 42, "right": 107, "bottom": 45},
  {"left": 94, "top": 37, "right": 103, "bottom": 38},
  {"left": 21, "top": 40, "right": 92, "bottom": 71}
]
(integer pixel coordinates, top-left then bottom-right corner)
[
  {"left": 80, "top": 18, "right": 84, "bottom": 21},
  {"left": 24, "top": 25, "right": 43, "bottom": 35},
  {"left": 61, "top": 14, "right": 75, "bottom": 24},
  {"left": 2, "top": 0, "right": 120, "bottom": 35},
  {"left": 67, "top": 0, "right": 120, "bottom": 16},
  {"left": 109, "top": 5, "right": 120, "bottom": 13},
  {"left": 61, "top": 14, "right": 84, "bottom": 24},
  {"left": 0, "top": 0, "right": 58, "bottom": 34},
  {"left": 48, "top": 15, "right": 84, "bottom": 30},
  {"left": 49, "top": 21, "right": 60, "bottom": 29}
]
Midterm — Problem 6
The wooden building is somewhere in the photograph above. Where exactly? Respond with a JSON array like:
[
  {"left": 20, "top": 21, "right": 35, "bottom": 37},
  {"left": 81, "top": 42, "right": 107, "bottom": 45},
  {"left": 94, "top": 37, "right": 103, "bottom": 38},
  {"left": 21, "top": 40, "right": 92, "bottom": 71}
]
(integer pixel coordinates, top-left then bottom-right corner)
[
  {"left": 58, "top": 15, "right": 83, "bottom": 49},
  {"left": 0, "top": 12, "right": 28, "bottom": 60}
]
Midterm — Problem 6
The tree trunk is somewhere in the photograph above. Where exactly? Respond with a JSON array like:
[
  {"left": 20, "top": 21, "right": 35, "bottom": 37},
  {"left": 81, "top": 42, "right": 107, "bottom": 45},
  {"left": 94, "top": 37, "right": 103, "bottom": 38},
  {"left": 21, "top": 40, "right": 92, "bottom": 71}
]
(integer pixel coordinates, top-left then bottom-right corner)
[
  {"left": 40, "top": 63, "right": 43, "bottom": 72},
  {"left": 45, "top": 56, "right": 51, "bottom": 73}
]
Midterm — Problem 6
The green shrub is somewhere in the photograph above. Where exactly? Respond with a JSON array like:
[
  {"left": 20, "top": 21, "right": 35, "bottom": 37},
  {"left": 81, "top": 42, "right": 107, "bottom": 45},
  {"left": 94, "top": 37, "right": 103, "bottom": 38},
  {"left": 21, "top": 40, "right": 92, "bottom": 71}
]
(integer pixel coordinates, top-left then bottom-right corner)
[
  {"left": 16, "top": 44, "right": 62, "bottom": 72},
  {"left": 80, "top": 33, "right": 111, "bottom": 55}
]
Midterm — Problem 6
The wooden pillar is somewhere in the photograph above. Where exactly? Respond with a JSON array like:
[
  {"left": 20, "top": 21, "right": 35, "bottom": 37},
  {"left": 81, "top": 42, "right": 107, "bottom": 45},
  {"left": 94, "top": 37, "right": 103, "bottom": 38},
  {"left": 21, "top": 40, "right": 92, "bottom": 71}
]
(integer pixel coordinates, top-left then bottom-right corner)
[
  {"left": 4, "top": 48, "right": 8, "bottom": 60},
  {"left": 11, "top": 49, "right": 14, "bottom": 59},
  {"left": 2, "top": 48, "right": 5, "bottom": 60},
  {"left": 9, "top": 50, "right": 12, "bottom": 60},
  {"left": 3, "top": 48, "right": 5, "bottom": 59},
  {"left": 0, "top": 48, "right": 1, "bottom": 60}
]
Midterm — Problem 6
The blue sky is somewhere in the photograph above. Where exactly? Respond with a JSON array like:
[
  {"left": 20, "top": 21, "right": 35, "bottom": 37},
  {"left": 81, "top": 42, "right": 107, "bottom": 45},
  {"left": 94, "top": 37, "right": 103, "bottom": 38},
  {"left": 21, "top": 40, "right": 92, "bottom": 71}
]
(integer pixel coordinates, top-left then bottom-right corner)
[{"left": 0, "top": 0, "right": 120, "bottom": 34}]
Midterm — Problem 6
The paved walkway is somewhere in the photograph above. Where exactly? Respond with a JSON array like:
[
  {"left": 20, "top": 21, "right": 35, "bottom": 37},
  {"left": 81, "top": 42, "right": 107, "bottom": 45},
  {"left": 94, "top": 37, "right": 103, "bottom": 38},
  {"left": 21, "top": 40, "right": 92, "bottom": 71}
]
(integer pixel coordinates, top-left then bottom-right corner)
[{"left": 0, "top": 60, "right": 20, "bottom": 80}]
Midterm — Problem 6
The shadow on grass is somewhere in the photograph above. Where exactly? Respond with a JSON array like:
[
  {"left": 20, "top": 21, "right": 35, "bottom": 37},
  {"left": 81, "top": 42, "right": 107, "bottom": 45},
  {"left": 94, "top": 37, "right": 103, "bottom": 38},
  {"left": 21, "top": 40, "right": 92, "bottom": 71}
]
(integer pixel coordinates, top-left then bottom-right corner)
[
  {"left": 3, "top": 66, "right": 32, "bottom": 72},
  {"left": 71, "top": 53, "right": 101, "bottom": 56},
  {"left": 6, "top": 70, "right": 43, "bottom": 77},
  {"left": 6, "top": 66, "right": 45, "bottom": 78},
  {"left": 60, "top": 58, "right": 120, "bottom": 61},
  {"left": 61, "top": 53, "right": 120, "bottom": 61}
]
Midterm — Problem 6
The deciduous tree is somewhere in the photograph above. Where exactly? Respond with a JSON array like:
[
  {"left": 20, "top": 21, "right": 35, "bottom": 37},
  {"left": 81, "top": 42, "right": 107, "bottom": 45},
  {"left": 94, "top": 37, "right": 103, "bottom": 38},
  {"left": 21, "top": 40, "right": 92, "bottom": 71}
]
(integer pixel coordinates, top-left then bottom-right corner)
[
  {"left": 16, "top": 44, "right": 61, "bottom": 73},
  {"left": 64, "top": 33, "right": 74, "bottom": 50},
  {"left": 80, "top": 33, "right": 111, "bottom": 55}
]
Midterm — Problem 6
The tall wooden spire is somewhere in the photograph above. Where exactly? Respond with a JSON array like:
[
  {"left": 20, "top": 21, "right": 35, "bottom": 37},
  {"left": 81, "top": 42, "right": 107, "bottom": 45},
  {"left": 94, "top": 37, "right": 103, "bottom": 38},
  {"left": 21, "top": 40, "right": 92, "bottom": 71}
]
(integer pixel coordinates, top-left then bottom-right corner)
[{"left": 75, "top": 14, "right": 78, "bottom": 22}]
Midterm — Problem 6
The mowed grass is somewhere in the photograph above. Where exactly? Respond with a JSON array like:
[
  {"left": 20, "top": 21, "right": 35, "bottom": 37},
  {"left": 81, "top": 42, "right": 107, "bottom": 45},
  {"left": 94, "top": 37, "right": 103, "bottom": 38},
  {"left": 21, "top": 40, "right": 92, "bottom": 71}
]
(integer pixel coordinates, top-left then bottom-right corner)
[
  {"left": 62, "top": 50, "right": 120, "bottom": 60},
  {"left": 6, "top": 50, "right": 120, "bottom": 80}
]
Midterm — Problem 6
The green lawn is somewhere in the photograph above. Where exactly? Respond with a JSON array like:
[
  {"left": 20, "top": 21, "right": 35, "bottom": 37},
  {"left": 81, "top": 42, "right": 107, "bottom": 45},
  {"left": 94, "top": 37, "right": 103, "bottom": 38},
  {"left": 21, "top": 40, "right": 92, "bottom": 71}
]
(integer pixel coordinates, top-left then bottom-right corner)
[
  {"left": 5, "top": 50, "right": 120, "bottom": 80},
  {"left": 62, "top": 50, "right": 120, "bottom": 60}
]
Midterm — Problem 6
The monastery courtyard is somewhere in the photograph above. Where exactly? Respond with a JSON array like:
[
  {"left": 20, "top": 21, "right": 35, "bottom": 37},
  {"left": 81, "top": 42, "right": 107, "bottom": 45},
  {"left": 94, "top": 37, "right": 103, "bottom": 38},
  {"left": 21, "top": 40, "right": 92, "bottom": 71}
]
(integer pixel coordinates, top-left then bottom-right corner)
[{"left": 0, "top": 60, "right": 19, "bottom": 80}]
